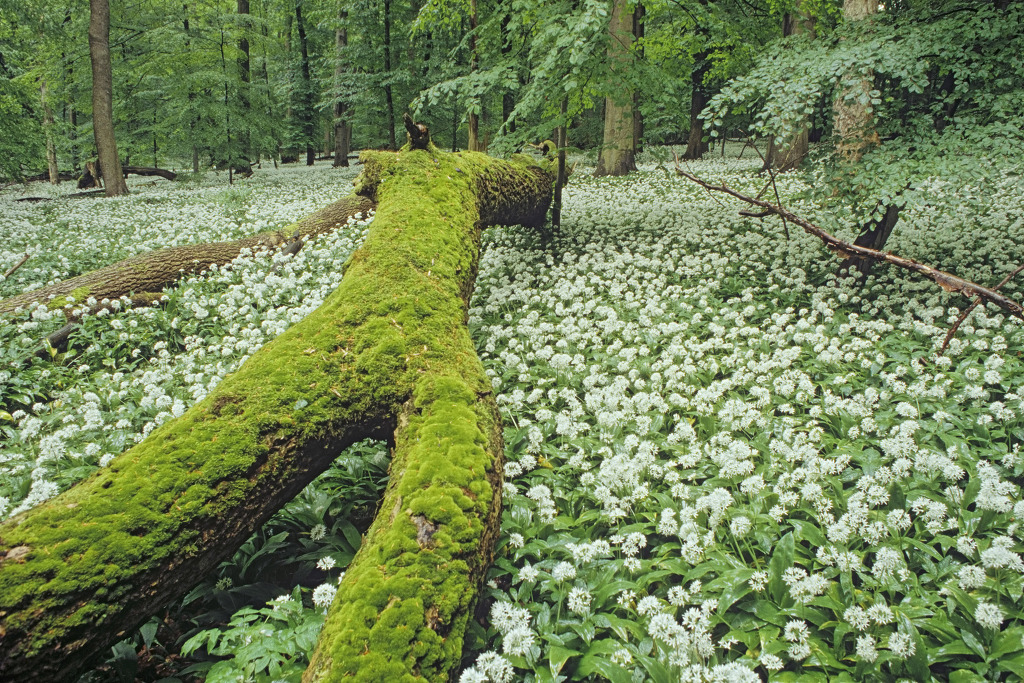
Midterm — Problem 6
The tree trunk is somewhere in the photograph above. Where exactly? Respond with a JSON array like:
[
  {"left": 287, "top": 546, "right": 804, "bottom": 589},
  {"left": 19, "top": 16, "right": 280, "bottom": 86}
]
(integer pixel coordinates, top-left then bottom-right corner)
[
  {"left": 682, "top": 51, "right": 711, "bottom": 161},
  {"left": 633, "top": 3, "right": 645, "bottom": 154},
  {"left": 0, "top": 132, "right": 553, "bottom": 682},
  {"left": 839, "top": 202, "right": 902, "bottom": 277},
  {"left": 763, "top": 6, "right": 815, "bottom": 171},
  {"left": 552, "top": 98, "right": 568, "bottom": 228},
  {"left": 834, "top": 0, "right": 878, "bottom": 162},
  {"left": 333, "top": 10, "right": 350, "bottom": 168},
  {"left": 500, "top": 11, "right": 516, "bottom": 135},
  {"left": 295, "top": 1, "right": 315, "bottom": 166},
  {"left": 237, "top": 0, "right": 251, "bottom": 163},
  {"left": 120, "top": 165, "right": 178, "bottom": 181},
  {"left": 41, "top": 80, "right": 60, "bottom": 184},
  {"left": 0, "top": 195, "right": 374, "bottom": 315},
  {"left": 383, "top": 0, "right": 397, "bottom": 150},
  {"left": 467, "top": 0, "right": 485, "bottom": 152},
  {"left": 594, "top": 0, "right": 636, "bottom": 177},
  {"left": 89, "top": 0, "right": 128, "bottom": 196}
]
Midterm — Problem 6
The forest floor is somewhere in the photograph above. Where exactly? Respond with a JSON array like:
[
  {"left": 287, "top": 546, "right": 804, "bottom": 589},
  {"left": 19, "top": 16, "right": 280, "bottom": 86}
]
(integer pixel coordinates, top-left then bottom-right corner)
[{"left": 2, "top": 147, "right": 1024, "bottom": 681}]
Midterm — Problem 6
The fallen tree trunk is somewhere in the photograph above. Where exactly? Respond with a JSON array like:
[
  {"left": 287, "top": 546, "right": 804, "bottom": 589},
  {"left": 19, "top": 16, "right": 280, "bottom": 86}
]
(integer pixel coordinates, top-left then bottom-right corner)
[
  {"left": 121, "top": 165, "right": 178, "bottom": 181},
  {"left": 0, "top": 194, "right": 375, "bottom": 315},
  {"left": 0, "top": 123, "right": 553, "bottom": 681}
]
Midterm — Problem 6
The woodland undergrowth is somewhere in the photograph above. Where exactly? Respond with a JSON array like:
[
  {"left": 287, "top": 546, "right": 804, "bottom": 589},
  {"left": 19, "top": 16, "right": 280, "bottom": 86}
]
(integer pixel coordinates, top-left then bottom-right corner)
[{"left": 2, "top": 147, "right": 1024, "bottom": 681}]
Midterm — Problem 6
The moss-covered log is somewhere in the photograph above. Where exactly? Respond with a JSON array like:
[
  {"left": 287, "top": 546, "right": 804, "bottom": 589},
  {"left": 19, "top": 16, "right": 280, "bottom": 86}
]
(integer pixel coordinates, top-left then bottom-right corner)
[
  {"left": 0, "top": 194, "right": 375, "bottom": 315},
  {"left": 0, "top": 136, "right": 552, "bottom": 681}
]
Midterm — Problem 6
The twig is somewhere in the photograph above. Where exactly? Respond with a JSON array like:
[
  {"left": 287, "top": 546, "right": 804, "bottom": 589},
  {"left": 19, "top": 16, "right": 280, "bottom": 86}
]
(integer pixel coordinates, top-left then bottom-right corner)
[
  {"left": 673, "top": 165, "right": 1024, "bottom": 322},
  {"left": 673, "top": 150, "right": 728, "bottom": 210},
  {"left": 939, "top": 262, "right": 1024, "bottom": 355},
  {"left": 749, "top": 138, "right": 789, "bottom": 241},
  {"left": 3, "top": 253, "right": 30, "bottom": 278}
]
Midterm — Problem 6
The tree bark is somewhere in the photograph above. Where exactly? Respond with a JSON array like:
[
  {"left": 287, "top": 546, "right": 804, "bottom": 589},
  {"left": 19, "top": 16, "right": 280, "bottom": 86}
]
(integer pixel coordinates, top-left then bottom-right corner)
[
  {"left": 595, "top": 0, "right": 636, "bottom": 176},
  {"left": 500, "top": 11, "right": 516, "bottom": 135},
  {"left": 552, "top": 99, "right": 568, "bottom": 229},
  {"left": 295, "top": 0, "right": 315, "bottom": 166},
  {"left": 333, "top": 10, "right": 351, "bottom": 168},
  {"left": 0, "top": 195, "right": 374, "bottom": 315},
  {"left": 834, "top": 0, "right": 878, "bottom": 162},
  {"left": 633, "top": 3, "right": 645, "bottom": 154},
  {"left": 238, "top": 0, "right": 251, "bottom": 164},
  {"left": 682, "top": 50, "right": 711, "bottom": 161},
  {"left": 41, "top": 80, "right": 60, "bottom": 185},
  {"left": 88, "top": 0, "right": 128, "bottom": 197},
  {"left": 467, "top": 0, "right": 485, "bottom": 152},
  {"left": 121, "top": 166, "right": 178, "bottom": 181},
  {"left": 839, "top": 202, "right": 902, "bottom": 277},
  {"left": 763, "top": 6, "right": 815, "bottom": 171},
  {"left": 0, "top": 134, "right": 554, "bottom": 682}
]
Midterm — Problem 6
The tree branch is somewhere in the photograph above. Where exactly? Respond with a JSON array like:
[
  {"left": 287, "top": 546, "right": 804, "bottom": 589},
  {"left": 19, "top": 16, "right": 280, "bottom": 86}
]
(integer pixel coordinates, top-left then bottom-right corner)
[
  {"left": 939, "top": 262, "right": 1024, "bottom": 355},
  {"left": 674, "top": 166, "right": 1024, "bottom": 322}
]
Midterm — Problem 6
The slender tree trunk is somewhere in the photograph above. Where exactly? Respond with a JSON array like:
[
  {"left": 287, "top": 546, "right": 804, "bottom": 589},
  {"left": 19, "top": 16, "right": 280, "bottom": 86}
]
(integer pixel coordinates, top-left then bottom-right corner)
[
  {"left": 237, "top": 0, "right": 251, "bottom": 163},
  {"left": 500, "top": 12, "right": 516, "bottom": 135},
  {"left": 682, "top": 51, "right": 711, "bottom": 160},
  {"left": 88, "top": 0, "right": 128, "bottom": 196},
  {"left": 594, "top": 0, "right": 636, "bottom": 176},
  {"left": 333, "top": 10, "right": 350, "bottom": 168},
  {"left": 552, "top": 98, "right": 568, "bottom": 229},
  {"left": 219, "top": 29, "right": 234, "bottom": 184},
  {"left": 763, "top": 7, "right": 815, "bottom": 171},
  {"left": 383, "top": 0, "right": 397, "bottom": 150},
  {"left": 40, "top": 80, "right": 60, "bottom": 184},
  {"left": 467, "top": 0, "right": 485, "bottom": 151},
  {"left": 834, "top": 0, "right": 878, "bottom": 162},
  {"left": 295, "top": 0, "right": 315, "bottom": 166},
  {"left": 633, "top": 3, "right": 645, "bottom": 154}
]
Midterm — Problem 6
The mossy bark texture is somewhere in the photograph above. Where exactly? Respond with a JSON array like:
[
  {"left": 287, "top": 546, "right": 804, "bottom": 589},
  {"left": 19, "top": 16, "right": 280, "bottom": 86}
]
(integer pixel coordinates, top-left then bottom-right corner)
[
  {"left": 0, "top": 194, "right": 375, "bottom": 315},
  {"left": 0, "top": 145, "right": 552, "bottom": 681}
]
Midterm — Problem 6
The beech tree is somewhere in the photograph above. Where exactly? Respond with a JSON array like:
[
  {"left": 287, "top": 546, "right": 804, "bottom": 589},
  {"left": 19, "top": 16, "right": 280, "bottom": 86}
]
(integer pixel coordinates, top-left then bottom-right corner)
[
  {"left": 88, "top": 0, "right": 127, "bottom": 196},
  {"left": 595, "top": 0, "right": 638, "bottom": 176}
]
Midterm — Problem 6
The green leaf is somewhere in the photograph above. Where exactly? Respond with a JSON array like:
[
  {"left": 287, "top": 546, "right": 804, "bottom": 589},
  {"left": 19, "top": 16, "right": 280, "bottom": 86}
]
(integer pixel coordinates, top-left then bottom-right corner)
[
  {"left": 576, "top": 641, "right": 634, "bottom": 683},
  {"left": 548, "top": 645, "right": 581, "bottom": 674},
  {"left": 768, "top": 532, "right": 796, "bottom": 605}
]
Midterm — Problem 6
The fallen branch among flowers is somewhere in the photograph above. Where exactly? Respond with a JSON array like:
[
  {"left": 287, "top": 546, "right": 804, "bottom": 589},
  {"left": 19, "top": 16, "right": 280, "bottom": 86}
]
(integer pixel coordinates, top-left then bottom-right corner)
[
  {"left": 0, "top": 194, "right": 376, "bottom": 316},
  {"left": 674, "top": 165, "right": 1024, "bottom": 324}
]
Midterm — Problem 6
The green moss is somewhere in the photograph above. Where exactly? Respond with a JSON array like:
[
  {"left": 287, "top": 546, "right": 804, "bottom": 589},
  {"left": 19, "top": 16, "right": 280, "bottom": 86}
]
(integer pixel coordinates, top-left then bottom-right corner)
[
  {"left": 46, "top": 285, "right": 92, "bottom": 310},
  {"left": 304, "top": 149, "right": 518, "bottom": 682},
  {"left": 0, "top": 146, "right": 542, "bottom": 680}
]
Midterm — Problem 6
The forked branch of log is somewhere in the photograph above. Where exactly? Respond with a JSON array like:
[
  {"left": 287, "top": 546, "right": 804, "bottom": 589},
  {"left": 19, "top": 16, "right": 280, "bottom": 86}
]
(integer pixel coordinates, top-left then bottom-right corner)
[
  {"left": 673, "top": 164, "right": 1024, "bottom": 324},
  {"left": 0, "top": 119, "right": 553, "bottom": 682}
]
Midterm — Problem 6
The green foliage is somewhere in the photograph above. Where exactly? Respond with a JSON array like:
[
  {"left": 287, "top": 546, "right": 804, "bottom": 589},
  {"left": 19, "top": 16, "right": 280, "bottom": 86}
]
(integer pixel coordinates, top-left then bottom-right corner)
[
  {"left": 182, "top": 586, "right": 326, "bottom": 682},
  {"left": 705, "top": 3, "right": 1024, "bottom": 227}
]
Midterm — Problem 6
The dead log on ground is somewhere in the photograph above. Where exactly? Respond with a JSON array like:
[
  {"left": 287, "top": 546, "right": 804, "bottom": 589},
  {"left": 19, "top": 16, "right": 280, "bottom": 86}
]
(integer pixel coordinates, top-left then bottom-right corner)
[
  {"left": 121, "top": 165, "right": 178, "bottom": 181},
  {"left": 0, "top": 194, "right": 375, "bottom": 315},
  {"left": 0, "top": 120, "right": 554, "bottom": 681}
]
